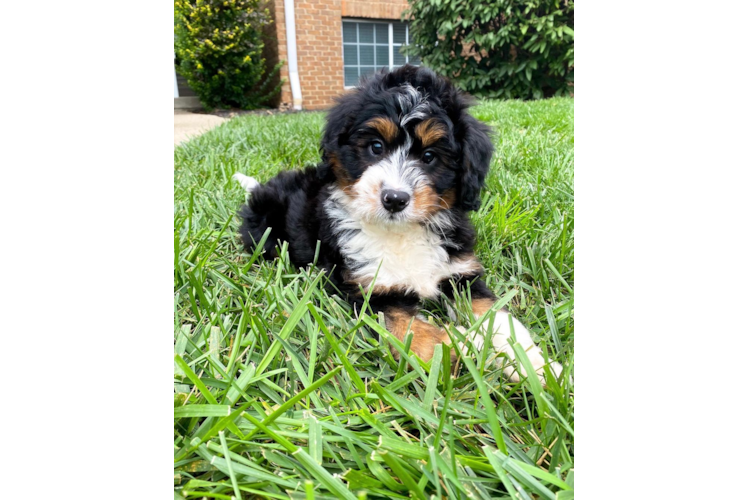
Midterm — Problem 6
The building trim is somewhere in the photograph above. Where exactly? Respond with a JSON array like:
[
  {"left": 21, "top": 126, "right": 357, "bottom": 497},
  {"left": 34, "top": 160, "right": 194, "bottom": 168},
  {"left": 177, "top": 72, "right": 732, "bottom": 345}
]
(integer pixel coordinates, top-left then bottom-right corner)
[{"left": 284, "top": 0, "right": 303, "bottom": 110}]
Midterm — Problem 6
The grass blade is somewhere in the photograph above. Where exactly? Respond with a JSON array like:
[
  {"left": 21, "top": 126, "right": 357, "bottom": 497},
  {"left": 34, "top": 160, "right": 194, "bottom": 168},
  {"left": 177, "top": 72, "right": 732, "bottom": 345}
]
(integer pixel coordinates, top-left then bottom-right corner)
[
  {"left": 242, "top": 366, "right": 342, "bottom": 441},
  {"left": 219, "top": 431, "right": 242, "bottom": 500}
]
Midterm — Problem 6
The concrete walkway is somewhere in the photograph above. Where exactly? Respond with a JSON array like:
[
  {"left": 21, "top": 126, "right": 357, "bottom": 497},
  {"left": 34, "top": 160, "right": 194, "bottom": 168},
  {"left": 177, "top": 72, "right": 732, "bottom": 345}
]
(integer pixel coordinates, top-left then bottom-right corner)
[{"left": 174, "top": 109, "right": 226, "bottom": 146}]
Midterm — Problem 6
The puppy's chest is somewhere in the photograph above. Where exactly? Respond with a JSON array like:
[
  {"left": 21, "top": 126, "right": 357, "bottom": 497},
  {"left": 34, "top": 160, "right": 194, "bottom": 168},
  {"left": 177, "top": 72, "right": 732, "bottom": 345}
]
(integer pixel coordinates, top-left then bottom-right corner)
[{"left": 338, "top": 224, "right": 458, "bottom": 298}]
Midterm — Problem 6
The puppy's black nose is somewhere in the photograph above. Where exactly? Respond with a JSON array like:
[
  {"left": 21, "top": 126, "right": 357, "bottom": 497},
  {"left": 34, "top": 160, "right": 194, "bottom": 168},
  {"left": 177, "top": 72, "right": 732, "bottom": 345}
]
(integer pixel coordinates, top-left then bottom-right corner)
[{"left": 381, "top": 189, "right": 410, "bottom": 213}]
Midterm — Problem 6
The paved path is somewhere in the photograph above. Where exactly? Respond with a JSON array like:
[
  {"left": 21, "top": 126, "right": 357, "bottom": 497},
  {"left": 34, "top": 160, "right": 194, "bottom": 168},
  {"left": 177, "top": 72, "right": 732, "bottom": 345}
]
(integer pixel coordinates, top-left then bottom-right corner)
[{"left": 174, "top": 110, "right": 225, "bottom": 146}]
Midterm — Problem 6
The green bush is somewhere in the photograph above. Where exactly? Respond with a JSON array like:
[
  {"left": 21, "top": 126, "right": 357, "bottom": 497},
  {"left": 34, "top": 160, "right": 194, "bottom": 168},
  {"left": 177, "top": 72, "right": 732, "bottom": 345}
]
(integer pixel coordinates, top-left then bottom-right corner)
[
  {"left": 405, "top": 0, "right": 574, "bottom": 99},
  {"left": 174, "top": 0, "right": 282, "bottom": 109}
]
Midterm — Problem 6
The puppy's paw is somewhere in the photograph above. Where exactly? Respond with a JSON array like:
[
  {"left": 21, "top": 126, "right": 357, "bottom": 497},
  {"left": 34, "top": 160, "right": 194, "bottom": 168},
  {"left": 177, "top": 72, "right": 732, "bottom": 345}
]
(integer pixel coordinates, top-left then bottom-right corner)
[
  {"left": 481, "top": 311, "right": 563, "bottom": 387},
  {"left": 455, "top": 316, "right": 568, "bottom": 388},
  {"left": 506, "top": 347, "right": 564, "bottom": 387},
  {"left": 233, "top": 173, "right": 259, "bottom": 192},
  {"left": 454, "top": 325, "right": 485, "bottom": 356},
  {"left": 523, "top": 349, "right": 571, "bottom": 387},
  {"left": 497, "top": 348, "right": 562, "bottom": 387}
]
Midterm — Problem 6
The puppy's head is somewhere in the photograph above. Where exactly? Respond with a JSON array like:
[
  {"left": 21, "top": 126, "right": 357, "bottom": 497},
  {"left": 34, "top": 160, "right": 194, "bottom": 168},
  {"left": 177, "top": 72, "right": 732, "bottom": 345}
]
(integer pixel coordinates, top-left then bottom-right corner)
[{"left": 320, "top": 65, "right": 493, "bottom": 226}]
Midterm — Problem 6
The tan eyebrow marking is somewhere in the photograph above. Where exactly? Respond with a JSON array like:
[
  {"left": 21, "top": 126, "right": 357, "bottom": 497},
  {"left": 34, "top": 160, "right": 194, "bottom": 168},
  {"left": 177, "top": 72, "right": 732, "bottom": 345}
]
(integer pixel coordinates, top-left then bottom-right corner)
[
  {"left": 366, "top": 117, "right": 399, "bottom": 142},
  {"left": 415, "top": 118, "right": 447, "bottom": 147}
]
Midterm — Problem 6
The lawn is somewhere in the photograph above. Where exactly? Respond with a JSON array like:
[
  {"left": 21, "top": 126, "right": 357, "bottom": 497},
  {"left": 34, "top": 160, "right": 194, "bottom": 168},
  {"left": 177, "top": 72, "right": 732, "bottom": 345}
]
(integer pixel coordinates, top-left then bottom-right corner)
[{"left": 174, "top": 97, "right": 574, "bottom": 499}]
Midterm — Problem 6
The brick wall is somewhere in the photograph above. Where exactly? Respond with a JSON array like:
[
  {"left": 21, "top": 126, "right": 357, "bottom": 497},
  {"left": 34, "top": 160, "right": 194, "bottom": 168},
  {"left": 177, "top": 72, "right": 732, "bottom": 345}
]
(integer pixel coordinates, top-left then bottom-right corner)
[
  {"left": 295, "top": 0, "right": 344, "bottom": 110},
  {"left": 265, "top": 0, "right": 409, "bottom": 110}
]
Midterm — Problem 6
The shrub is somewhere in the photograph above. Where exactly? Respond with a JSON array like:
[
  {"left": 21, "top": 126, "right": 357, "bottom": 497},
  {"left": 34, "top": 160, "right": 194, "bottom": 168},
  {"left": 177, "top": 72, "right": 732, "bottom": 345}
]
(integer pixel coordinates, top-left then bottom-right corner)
[
  {"left": 405, "top": 0, "right": 574, "bottom": 99},
  {"left": 174, "top": 0, "right": 282, "bottom": 109}
]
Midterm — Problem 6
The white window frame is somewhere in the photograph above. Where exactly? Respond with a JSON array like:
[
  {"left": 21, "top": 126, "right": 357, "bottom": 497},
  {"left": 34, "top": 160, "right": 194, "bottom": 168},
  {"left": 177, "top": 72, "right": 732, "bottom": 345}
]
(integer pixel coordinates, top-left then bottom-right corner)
[{"left": 342, "top": 18, "right": 416, "bottom": 89}]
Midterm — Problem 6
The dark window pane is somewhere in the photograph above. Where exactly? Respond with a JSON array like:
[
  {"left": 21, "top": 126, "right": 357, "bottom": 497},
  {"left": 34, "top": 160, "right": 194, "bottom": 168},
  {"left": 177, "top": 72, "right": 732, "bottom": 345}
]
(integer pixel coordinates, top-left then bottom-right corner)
[
  {"left": 375, "top": 24, "right": 389, "bottom": 44},
  {"left": 343, "top": 45, "right": 358, "bottom": 65},
  {"left": 393, "top": 48, "right": 406, "bottom": 66},
  {"left": 359, "top": 45, "right": 374, "bottom": 65},
  {"left": 376, "top": 45, "right": 389, "bottom": 67},
  {"left": 360, "top": 66, "right": 376, "bottom": 79},
  {"left": 409, "top": 54, "right": 421, "bottom": 66},
  {"left": 344, "top": 67, "right": 359, "bottom": 87},
  {"left": 359, "top": 23, "right": 374, "bottom": 43},
  {"left": 393, "top": 22, "right": 406, "bottom": 44},
  {"left": 343, "top": 23, "right": 357, "bottom": 43}
]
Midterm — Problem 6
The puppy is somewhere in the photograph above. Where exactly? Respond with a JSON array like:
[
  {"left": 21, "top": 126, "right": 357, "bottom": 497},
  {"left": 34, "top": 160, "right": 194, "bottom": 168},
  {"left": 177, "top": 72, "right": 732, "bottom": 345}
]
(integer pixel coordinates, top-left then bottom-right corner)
[{"left": 235, "top": 65, "right": 562, "bottom": 383}]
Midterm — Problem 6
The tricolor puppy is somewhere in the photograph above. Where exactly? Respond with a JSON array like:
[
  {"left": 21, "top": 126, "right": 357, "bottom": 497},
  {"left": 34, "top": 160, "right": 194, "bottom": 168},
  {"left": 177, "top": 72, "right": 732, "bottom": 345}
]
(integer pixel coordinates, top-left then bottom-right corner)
[{"left": 235, "top": 65, "right": 562, "bottom": 383}]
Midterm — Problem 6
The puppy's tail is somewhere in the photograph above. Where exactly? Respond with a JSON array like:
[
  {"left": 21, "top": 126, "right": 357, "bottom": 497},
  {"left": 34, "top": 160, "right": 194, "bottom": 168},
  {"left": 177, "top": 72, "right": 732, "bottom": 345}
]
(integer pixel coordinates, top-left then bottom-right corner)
[{"left": 232, "top": 173, "right": 260, "bottom": 193}]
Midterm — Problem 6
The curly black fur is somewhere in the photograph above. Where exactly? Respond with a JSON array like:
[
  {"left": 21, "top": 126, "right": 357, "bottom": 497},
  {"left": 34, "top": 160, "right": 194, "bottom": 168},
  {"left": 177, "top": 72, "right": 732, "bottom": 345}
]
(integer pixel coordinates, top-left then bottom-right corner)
[{"left": 238, "top": 65, "right": 496, "bottom": 314}]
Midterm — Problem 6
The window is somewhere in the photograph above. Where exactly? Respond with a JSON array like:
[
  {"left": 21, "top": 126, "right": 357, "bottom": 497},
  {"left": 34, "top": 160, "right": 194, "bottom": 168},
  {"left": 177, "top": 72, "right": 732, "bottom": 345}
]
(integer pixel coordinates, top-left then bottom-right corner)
[{"left": 342, "top": 20, "right": 421, "bottom": 88}]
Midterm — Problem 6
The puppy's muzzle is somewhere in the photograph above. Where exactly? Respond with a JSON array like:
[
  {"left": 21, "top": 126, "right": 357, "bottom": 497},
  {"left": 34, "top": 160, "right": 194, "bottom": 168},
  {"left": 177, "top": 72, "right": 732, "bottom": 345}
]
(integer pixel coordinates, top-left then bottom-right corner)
[{"left": 381, "top": 189, "right": 410, "bottom": 213}]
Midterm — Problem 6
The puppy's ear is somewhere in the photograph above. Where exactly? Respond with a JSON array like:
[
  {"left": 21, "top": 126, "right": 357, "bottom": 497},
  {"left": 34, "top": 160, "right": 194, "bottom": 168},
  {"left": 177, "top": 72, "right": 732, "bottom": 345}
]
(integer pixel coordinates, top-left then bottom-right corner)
[
  {"left": 457, "top": 114, "right": 494, "bottom": 211},
  {"left": 318, "top": 91, "right": 359, "bottom": 182}
]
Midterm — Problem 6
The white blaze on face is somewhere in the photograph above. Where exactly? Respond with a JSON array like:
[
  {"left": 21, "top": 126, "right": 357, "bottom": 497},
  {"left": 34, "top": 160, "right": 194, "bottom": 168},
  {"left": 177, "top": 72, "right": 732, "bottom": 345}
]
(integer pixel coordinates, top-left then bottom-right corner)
[
  {"left": 397, "top": 83, "right": 429, "bottom": 126},
  {"left": 345, "top": 144, "right": 428, "bottom": 223}
]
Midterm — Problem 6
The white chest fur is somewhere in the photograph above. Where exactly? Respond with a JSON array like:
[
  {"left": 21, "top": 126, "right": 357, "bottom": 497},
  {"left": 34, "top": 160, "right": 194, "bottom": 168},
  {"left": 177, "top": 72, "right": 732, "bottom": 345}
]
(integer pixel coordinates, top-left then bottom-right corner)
[
  {"left": 325, "top": 197, "right": 479, "bottom": 298},
  {"left": 341, "top": 222, "right": 452, "bottom": 298}
]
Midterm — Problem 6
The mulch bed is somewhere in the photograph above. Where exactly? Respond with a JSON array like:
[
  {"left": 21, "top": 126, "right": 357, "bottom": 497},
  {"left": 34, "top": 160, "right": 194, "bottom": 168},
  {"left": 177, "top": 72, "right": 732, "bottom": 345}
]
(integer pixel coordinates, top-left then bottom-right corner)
[{"left": 194, "top": 104, "right": 319, "bottom": 119}]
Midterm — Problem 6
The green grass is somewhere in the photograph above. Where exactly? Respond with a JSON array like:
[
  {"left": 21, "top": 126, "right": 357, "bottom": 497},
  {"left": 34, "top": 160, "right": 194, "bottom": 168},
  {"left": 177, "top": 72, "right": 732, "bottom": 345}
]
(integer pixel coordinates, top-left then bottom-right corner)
[{"left": 174, "top": 97, "right": 574, "bottom": 499}]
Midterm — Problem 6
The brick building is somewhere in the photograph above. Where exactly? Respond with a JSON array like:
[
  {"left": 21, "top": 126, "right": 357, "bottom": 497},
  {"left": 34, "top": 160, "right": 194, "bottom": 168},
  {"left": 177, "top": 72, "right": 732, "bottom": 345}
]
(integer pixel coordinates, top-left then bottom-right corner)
[{"left": 262, "top": 0, "right": 418, "bottom": 110}]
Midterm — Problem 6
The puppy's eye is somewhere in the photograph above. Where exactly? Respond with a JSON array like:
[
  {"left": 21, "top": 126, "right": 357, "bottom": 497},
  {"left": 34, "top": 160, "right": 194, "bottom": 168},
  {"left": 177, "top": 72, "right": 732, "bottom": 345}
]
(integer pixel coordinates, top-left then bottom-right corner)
[
  {"left": 370, "top": 141, "right": 384, "bottom": 155},
  {"left": 422, "top": 151, "right": 435, "bottom": 164}
]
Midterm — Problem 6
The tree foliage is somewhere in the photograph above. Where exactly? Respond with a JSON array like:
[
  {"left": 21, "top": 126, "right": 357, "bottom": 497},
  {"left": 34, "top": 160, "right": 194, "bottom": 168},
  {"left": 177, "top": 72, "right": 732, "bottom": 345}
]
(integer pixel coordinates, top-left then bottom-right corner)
[
  {"left": 405, "top": 0, "right": 574, "bottom": 99},
  {"left": 174, "top": 0, "right": 282, "bottom": 109}
]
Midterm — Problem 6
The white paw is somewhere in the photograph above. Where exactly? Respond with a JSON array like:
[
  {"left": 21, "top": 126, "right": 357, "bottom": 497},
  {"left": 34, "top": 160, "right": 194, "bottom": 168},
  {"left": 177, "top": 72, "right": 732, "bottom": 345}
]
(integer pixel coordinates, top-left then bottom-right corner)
[
  {"left": 468, "top": 310, "right": 563, "bottom": 386},
  {"left": 503, "top": 345, "right": 564, "bottom": 386},
  {"left": 454, "top": 325, "right": 484, "bottom": 356},
  {"left": 233, "top": 173, "right": 259, "bottom": 192}
]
